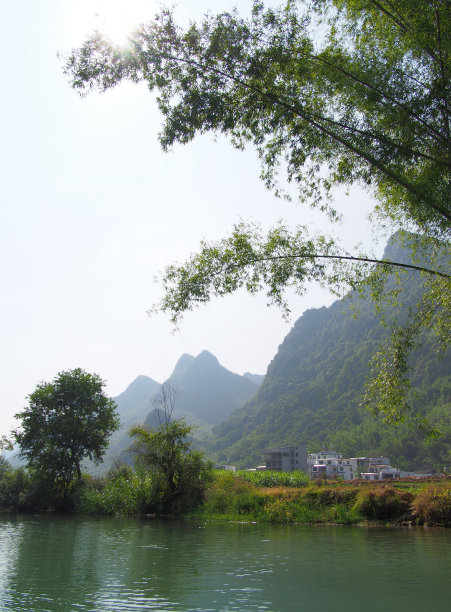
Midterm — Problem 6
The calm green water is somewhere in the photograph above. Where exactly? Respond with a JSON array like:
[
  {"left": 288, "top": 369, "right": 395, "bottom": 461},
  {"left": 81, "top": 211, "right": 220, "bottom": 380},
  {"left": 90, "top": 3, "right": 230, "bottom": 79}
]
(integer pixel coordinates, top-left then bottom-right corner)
[{"left": 0, "top": 515, "right": 450, "bottom": 612}]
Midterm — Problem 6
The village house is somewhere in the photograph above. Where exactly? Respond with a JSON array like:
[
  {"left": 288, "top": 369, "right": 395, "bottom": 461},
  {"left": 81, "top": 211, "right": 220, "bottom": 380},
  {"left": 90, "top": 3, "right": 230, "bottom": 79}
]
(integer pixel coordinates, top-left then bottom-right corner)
[
  {"left": 263, "top": 445, "right": 307, "bottom": 472},
  {"left": 260, "top": 447, "right": 431, "bottom": 479},
  {"left": 307, "top": 451, "right": 406, "bottom": 481}
]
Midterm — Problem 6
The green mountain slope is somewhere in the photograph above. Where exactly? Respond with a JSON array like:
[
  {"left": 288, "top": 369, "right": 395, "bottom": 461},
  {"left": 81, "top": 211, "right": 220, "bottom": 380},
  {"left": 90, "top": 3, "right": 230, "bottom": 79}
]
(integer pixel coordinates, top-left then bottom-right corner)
[
  {"left": 212, "top": 237, "right": 451, "bottom": 471},
  {"left": 115, "top": 375, "right": 162, "bottom": 427}
]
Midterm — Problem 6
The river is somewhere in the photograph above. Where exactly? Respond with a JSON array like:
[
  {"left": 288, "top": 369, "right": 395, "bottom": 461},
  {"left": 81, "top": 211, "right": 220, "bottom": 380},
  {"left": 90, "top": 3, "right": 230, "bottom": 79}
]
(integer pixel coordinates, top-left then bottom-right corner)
[{"left": 0, "top": 514, "right": 450, "bottom": 611}]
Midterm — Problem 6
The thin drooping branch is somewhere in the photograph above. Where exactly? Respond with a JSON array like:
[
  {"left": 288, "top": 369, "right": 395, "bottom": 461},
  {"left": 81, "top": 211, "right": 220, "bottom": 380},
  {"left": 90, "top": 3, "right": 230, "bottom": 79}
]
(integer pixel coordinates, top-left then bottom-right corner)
[{"left": 215, "top": 253, "right": 451, "bottom": 280}]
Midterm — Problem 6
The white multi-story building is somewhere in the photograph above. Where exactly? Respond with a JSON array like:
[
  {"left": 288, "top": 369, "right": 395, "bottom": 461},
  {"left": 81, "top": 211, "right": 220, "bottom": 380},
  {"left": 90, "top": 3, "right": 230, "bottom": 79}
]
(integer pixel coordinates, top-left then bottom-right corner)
[
  {"left": 308, "top": 452, "right": 403, "bottom": 480},
  {"left": 360, "top": 463, "right": 402, "bottom": 480},
  {"left": 308, "top": 451, "right": 355, "bottom": 479}
]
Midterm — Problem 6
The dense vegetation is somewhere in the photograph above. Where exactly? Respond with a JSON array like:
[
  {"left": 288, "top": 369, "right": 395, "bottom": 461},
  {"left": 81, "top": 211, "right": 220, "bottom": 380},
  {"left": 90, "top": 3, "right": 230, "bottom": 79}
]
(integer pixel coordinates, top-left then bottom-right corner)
[
  {"left": 0, "top": 431, "right": 212, "bottom": 517},
  {"left": 0, "top": 458, "right": 209, "bottom": 517}
]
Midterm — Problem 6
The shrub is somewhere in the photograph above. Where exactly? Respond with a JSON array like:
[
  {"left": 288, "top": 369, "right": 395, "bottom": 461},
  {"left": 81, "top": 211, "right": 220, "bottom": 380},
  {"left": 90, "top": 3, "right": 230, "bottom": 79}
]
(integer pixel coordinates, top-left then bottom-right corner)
[
  {"left": 0, "top": 465, "right": 32, "bottom": 510},
  {"left": 303, "top": 486, "right": 358, "bottom": 508},
  {"left": 130, "top": 417, "right": 213, "bottom": 515},
  {"left": 233, "top": 490, "right": 266, "bottom": 516},
  {"left": 352, "top": 486, "right": 413, "bottom": 520},
  {"left": 412, "top": 485, "right": 451, "bottom": 526},
  {"left": 262, "top": 497, "right": 297, "bottom": 523}
]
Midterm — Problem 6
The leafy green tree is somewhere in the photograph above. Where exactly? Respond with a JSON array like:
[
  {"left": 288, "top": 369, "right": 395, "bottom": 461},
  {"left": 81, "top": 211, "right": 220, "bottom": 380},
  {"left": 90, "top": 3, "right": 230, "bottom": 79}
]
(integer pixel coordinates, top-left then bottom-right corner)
[
  {"left": 14, "top": 368, "right": 119, "bottom": 497},
  {"left": 64, "top": 0, "right": 450, "bottom": 426},
  {"left": 129, "top": 383, "right": 212, "bottom": 514}
]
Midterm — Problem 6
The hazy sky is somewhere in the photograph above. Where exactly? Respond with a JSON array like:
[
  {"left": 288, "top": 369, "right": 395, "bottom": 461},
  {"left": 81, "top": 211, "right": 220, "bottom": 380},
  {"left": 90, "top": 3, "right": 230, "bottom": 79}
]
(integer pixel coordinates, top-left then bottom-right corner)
[{"left": 1, "top": 0, "right": 381, "bottom": 435}]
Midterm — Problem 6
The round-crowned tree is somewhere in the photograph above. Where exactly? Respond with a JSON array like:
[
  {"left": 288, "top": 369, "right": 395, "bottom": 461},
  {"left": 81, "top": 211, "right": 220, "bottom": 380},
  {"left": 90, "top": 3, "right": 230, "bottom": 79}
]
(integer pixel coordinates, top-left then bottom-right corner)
[{"left": 14, "top": 368, "right": 119, "bottom": 496}]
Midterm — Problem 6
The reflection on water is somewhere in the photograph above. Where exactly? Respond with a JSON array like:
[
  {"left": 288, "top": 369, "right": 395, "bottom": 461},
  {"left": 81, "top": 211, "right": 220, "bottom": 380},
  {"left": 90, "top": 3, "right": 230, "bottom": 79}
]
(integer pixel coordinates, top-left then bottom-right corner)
[
  {"left": 0, "top": 514, "right": 450, "bottom": 611},
  {"left": 0, "top": 520, "right": 23, "bottom": 609}
]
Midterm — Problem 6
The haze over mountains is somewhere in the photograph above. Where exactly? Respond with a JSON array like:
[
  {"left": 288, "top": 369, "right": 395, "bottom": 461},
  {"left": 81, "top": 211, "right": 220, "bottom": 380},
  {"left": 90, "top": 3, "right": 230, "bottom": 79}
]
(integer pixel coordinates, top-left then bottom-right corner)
[
  {"left": 96, "top": 350, "right": 262, "bottom": 471},
  {"left": 146, "top": 350, "right": 260, "bottom": 426},
  {"left": 103, "top": 234, "right": 450, "bottom": 473},
  {"left": 7, "top": 234, "right": 448, "bottom": 475}
]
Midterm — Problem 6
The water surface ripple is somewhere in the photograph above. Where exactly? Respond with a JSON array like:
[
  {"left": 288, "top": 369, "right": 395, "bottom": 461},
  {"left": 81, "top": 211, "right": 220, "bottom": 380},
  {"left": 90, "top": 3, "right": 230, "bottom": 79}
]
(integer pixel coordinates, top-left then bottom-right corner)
[{"left": 0, "top": 515, "right": 450, "bottom": 611}]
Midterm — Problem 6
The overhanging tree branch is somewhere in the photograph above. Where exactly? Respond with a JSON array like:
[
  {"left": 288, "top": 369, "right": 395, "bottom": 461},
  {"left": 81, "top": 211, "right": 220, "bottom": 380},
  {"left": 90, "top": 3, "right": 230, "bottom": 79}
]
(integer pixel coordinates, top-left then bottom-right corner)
[
  {"left": 216, "top": 253, "right": 451, "bottom": 279},
  {"left": 144, "top": 48, "right": 451, "bottom": 224}
]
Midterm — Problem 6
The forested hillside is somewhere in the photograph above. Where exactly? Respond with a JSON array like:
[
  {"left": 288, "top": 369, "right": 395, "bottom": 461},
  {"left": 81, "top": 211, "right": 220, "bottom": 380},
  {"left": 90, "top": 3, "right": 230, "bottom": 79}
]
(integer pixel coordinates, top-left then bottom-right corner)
[{"left": 211, "top": 237, "right": 451, "bottom": 471}]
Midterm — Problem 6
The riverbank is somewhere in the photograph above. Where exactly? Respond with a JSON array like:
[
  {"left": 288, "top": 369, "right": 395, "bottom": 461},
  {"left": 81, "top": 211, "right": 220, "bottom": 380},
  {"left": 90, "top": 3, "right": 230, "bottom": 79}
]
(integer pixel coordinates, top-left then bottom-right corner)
[
  {"left": 1, "top": 464, "right": 450, "bottom": 526},
  {"left": 191, "top": 471, "right": 451, "bottom": 527}
]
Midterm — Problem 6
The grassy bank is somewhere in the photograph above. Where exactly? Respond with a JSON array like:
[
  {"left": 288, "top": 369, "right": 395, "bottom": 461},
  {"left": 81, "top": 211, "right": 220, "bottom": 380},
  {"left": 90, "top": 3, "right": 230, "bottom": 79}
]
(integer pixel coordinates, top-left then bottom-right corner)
[
  {"left": 192, "top": 471, "right": 451, "bottom": 527},
  {"left": 2, "top": 461, "right": 451, "bottom": 526}
]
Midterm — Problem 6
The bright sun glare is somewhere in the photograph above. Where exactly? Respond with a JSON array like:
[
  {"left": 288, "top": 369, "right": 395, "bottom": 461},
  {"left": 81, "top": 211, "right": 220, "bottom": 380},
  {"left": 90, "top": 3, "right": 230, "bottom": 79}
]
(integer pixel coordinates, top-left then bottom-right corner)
[{"left": 68, "top": 0, "right": 156, "bottom": 47}]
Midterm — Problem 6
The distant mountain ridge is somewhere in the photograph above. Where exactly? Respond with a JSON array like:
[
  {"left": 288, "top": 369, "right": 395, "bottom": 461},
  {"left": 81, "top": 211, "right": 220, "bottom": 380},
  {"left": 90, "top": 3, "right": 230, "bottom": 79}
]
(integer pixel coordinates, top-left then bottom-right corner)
[
  {"left": 145, "top": 350, "right": 260, "bottom": 427},
  {"left": 114, "top": 375, "right": 161, "bottom": 427},
  {"left": 91, "top": 351, "right": 262, "bottom": 472}
]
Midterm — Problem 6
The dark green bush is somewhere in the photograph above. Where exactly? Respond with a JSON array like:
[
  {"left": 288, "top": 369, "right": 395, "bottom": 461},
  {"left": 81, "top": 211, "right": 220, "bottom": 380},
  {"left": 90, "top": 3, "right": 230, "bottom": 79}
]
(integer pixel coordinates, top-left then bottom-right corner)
[
  {"left": 352, "top": 486, "right": 413, "bottom": 520},
  {"left": 233, "top": 491, "right": 266, "bottom": 515},
  {"left": 202, "top": 472, "right": 253, "bottom": 515},
  {"left": 0, "top": 466, "right": 34, "bottom": 510}
]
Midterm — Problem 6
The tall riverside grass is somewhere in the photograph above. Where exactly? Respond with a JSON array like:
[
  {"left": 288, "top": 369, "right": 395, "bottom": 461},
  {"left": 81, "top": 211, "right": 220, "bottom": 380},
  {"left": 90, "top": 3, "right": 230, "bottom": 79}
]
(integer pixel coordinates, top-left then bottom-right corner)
[
  {"left": 80, "top": 470, "right": 154, "bottom": 515},
  {"left": 199, "top": 472, "right": 360, "bottom": 523},
  {"left": 235, "top": 470, "right": 310, "bottom": 488}
]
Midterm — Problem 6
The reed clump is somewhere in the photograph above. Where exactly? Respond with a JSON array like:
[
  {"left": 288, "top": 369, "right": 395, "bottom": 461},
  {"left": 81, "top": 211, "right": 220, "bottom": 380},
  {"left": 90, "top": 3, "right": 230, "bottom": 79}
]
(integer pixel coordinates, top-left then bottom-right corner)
[{"left": 79, "top": 466, "right": 154, "bottom": 516}]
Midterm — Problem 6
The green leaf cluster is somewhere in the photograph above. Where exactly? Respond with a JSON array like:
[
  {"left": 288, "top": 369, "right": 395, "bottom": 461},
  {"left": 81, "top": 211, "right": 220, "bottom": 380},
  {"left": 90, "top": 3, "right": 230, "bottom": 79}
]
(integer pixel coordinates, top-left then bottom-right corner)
[{"left": 64, "top": 0, "right": 450, "bottom": 235}]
